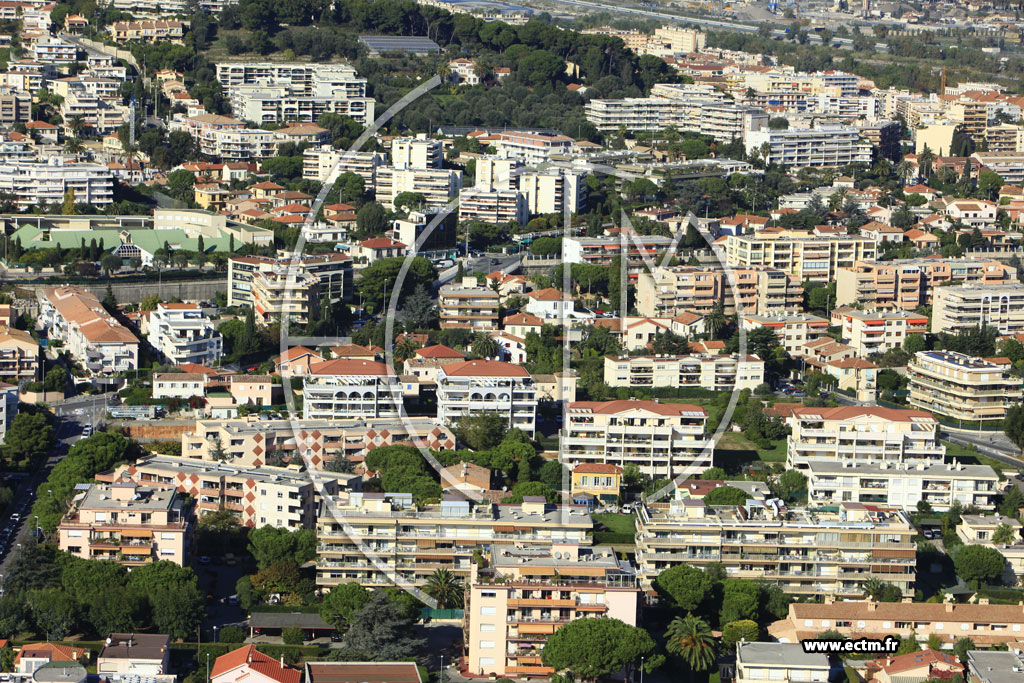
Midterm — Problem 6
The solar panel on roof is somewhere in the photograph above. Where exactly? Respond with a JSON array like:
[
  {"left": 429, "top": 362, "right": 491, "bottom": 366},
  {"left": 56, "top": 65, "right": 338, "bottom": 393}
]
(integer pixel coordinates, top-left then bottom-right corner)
[{"left": 358, "top": 36, "right": 440, "bottom": 54}]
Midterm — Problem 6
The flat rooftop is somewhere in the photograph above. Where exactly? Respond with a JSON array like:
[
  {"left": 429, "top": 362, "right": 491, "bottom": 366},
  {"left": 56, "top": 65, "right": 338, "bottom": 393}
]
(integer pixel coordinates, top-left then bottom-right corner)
[{"left": 736, "top": 642, "right": 829, "bottom": 669}]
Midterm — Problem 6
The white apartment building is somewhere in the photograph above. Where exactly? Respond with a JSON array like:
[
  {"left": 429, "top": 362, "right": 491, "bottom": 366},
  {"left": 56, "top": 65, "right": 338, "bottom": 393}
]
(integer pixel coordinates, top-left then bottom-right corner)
[
  {"left": 439, "top": 278, "right": 500, "bottom": 330},
  {"left": 227, "top": 253, "right": 351, "bottom": 308},
  {"left": 0, "top": 383, "right": 18, "bottom": 444},
  {"left": 152, "top": 372, "right": 208, "bottom": 400},
  {"left": 517, "top": 169, "right": 587, "bottom": 215},
  {"left": 458, "top": 188, "right": 527, "bottom": 225},
  {"left": 836, "top": 308, "right": 929, "bottom": 355},
  {"left": 721, "top": 231, "right": 877, "bottom": 283},
  {"left": 227, "top": 83, "right": 374, "bottom": 125},
  {"left": 585, "top": 97, "right": 766, "bottom": 141},
  {"left": 302, "top": 358, "right": 403, "bottom": 420},
  {"left": 740, "top": 312, "right": 829, "bottom": 355},
  {"left": 735, "top": 644, "right": 829, "bottom": 683},
  {"left": 169, "top": 114, "right": 278, "bottom": 161},
  {"left": 390, "top": 134, "right": 443, "bottom": 169},
  {"left": 931, "top": 282, "right": 1024, "bottom": 336},
  {"left": 561, "top": 399, "right": 712, "bottom": 477},
  {"left": 37, "top": 286, "right": 139, "bottom": 375},
  {"left": 806, "top": 459, "right": 999, "bottom": 511},
  {"left": 437, "top": 360, "right": 537, "bottom": 435},
  {"left": 603, "top": 353, "right": 765, "bottom": 391},
  {"left": 785, "top": 406, "right": 945, "bottom": 469},
  {"left": 143, "top": 303, "right": 223, "bottom": 366},
  {"left": 0, "top": 159, "right": 113, "bottom": 210},
  {"left": 744, "top": 126, "right": 872, "bottom": 167},
  {"left": 301, "top": 147, "right": 385, "bottom": 183},
  {"left": 908, "top": 350, "right": 1024, "bottom": 424},
  {"left": 374, "top": 166, "right": 461, "bottom": 209},
  {"left": 33, "top": 37, "right": 77, "bottom": 63}
]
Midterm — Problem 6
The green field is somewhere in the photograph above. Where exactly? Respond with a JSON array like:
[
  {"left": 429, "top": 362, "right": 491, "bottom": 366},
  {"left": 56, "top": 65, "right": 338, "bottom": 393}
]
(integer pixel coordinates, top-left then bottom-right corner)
[
  {"left": 592, "top": 512, "right": 636, "bottom": 545},
  {"left": 717, "top": 431, "right": 787, "bottom": 465}
]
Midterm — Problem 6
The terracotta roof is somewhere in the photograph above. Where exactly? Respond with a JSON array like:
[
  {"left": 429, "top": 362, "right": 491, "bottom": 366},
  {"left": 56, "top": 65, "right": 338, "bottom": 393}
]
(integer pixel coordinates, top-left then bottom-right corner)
[
  {"left": 230, "top": 374, "right": 273, "bottom": 384},
  {"left": 212, "top": 646, "right": 300, "bottom": 683},
  {"left": 503, "top": 312, "right": 543, "bottom": 326},
  {"left": 441, "top": 360, "right": 530, "bottom": 378},
  {"left": 568, "top": 400, "right": 707, "bottom": 417},
  {"left": 827, "top": 357, "right": 878, "bottom": 369},
  {"left": 330, "top": 344, "right": 380, "bottom": 358},
  {"left": 787, "top": 600, "right": 1024, "bottom": 624},
  {"left": 305, "top": 663, "right": 422, "bottom": 683},
  {"left": 153, "top": 373, "right": 208, "bottom": 382},
  {"left": 572, "top": 463, "right": 622, "bottom": 474},
  {"left": 310, "top": 358, "right": 391, "bottom": 376},
  {"left": 789, "top": 406, "right": 935, "bottom": 422},
  {"left": 527, "top": 287, "right": 572, "bottom": 301},
  {"left": 275, "top": 346, "right": 323, "bottom": 364},
  {"left": 875, "top": 649, "right": 962, "bottom": 675},
  {"left": 415, "top": 344, "right": 465, "bottom": 360},
  {"left": 15, "top": 643, "right": 88, "bottom": 665},
  {"left": 359, "top": 237, "right": 406, "bottom": 249}
]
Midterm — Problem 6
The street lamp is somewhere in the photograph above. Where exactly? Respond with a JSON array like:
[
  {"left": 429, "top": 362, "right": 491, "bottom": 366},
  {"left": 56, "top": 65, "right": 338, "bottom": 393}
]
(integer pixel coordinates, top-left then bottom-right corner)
[
  {"left": 213, "top": 626, "right": 219, "bottom": 643},
  {"left": 439, "top": 656, "right": 444, "bottom": 683},
  {"left": 640, "top": 656, "right": 644, "bottom": 683},
  {"left": 206, "top": 653, "right": 210, "bottom": 683}
]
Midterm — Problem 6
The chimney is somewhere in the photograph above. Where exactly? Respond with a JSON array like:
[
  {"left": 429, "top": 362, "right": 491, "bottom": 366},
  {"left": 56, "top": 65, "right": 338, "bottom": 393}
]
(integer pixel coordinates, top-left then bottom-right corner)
[
  {"left": 946, "top": 601, "right": 954, "bottom": 612},
  {"left": 280, "top": 656, "right": 285, "bottom": 669},
  {"left": 979, "top": 597, "right": 990, "bottom": 606},
  {"left": 867, "top": 602, "right": 877, "bottom": 611}
]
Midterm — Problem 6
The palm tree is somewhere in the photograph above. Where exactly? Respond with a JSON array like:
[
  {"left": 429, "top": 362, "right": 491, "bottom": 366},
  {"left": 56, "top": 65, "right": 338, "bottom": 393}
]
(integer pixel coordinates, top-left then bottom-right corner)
[
  {"left": 895, "top": 159, "right": 915, "bottom": 185},
  {"left": 394, "top": 336, "right": 419, "bottom": 362},
  {"left": 706, "top": 304, "right": 728, "bottom": 339},
  {"left": 426, "top": 568, "right": 463, "bottom": 609},
  {"left": 471, "top": 333, "right": 498, "bottom": 359},
  {"left": 63, "top": 137, "right": 85, "bottom": 157},
  {"left": 862, "top": 577, "right": 885, "bottom": 601},
  {"left": 68, "top": 115, "right": 85, "bottom": 138},
  {"left": 666, "top": 614, "right": 716, "bottom": 682},
  {"left": 918, "top": 145, "right": 935, "bottom": 179}
]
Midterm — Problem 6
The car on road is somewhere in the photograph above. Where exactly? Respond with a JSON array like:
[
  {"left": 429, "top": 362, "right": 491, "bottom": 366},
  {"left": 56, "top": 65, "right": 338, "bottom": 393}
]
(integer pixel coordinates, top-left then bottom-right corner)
[{"left": 81, "top": 425, "right": 92, "bottom": 437}]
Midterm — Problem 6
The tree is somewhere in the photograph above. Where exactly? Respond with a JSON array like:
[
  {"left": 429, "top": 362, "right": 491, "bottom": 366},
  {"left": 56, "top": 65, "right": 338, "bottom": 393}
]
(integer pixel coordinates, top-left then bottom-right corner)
[
  {"left": 149, "top": 583, "right": 205, "bottom": 639},
  {"left": 320, "top": 582, "right": 371, "bottom": 630},
  {"left": 248, "top": 526, "right": 316, "bottom": 571},
  {"left": 62, "top": 188, "right": 76, "bottom": 215},
  {"left": 401, "top": 284, "right": 435, "bottom": 329},
  {"left": 452, "top": 411, "right": 507, "bottom": 451},
  {"left": 471, "top": 333, "right": 498, "bottom": 359},
  {"left": 895, "top": 632, "right": 920, "bottom": 655},
  {"left": 356, "top": 202, "right": 387, "bottom": 237},
  {"left": 904, "top": 334, "right": 927, "bottom": 354},
  {"left": 653, "top": 565, "right": 713, "bottom": 612},
  {"left": 43, "top": 366, "right": 67, "bottom": 394},
  {"left": 282, "top": 627, "right": 305, "bottom": 645},
  {"left": 978, "top": 170, "right": 1004, "bottom": 200},
  {"left": 999, "top": 486, "right": 1023, "bottom": 518},
  {"left": 26, "top": 589, "right": 79, "bottom": 640},
  {"left": 344, "top": 592, "right": 425, "bottom": 661},
  {"left": 774, "top": 470, "right": 807, "bottom": 502},
  {"left": 355, "top": 257, "right": 436, "bottom": 315},
  {"left": 721, "top": 620, "right": 759, "bottom": 649},
  {"left": 952, "top": 637, "right": 975, "bottom": 662},
  {"left": 542, "top": 617, "right": 660, "bottom": 682},
  {"left": 1005, "top": 404, "right": 1024, "bottom": 451},
  {"left": 953, "top": 544, "right": 1007, "bottom": 586},
  {"left": 425, "top": 568, "right": 463, "bottom": 609},
  {"left": 665, "top": 614, "right": 716, "bottom": 681},
  {"left": 992, "top": 523, "right": 1018, "bottom": 545},
  {"left": 703, "top": 486, "right": 749, "bottom": 506},
  {"left": 166, "top": 169, "right": 196, "bottom": 202},
  {"left": 3, "top": 412, "right": 55, "bottom": 468}
]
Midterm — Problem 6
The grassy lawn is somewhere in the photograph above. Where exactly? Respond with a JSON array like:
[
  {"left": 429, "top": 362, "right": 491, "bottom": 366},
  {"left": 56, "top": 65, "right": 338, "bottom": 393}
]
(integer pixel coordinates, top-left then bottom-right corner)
[
  {"left": 592, "top": 513, "right": 636, "bottom": 545},
  {"left": 942, "top": 440, "right": 1017, "bottom": 477},
  {"left": 717, "top": 431, "right": 787, "bottom": 465}
]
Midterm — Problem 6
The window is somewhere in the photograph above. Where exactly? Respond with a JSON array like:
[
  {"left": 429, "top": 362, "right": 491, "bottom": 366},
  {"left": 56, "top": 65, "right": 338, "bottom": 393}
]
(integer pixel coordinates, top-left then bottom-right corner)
[
  {"left": 856, "top": 621, "right": 865, "bottom": 628},
  {"left": 478, "top": 658, "right": 494, "bottom": 667},
  {"left": 481, "top": 591, "right": 496, "bottom": 598},
  {"left": 161, "top": 533, "right": 175, "bottom": 540},
  {"left": 480, "top": 606, "right": 496, "bottom": 616},
  {"left": 960, "top": 624, "right": 969, "bottom": 631},
  {"left": 160, "top": 548, "right": 175, "bottom": 555},
  {"left": 479, "top": 624, "right": 495, "bottom": 632},
  {"left": 67, "top": 530, "right": 82, "bottom": 537},
  {"left": 479, "top": 641, "right": 494, "bottom": 649}
]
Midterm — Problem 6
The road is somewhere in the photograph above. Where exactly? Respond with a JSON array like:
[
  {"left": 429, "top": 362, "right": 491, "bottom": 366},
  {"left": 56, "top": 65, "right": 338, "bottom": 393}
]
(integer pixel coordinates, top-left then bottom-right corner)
[
  {"left": 464, "top": 253, "right": 521, "bottom": 275},
  {"left": 942, "top": 430, "right": 1024, "bottom": 470}
]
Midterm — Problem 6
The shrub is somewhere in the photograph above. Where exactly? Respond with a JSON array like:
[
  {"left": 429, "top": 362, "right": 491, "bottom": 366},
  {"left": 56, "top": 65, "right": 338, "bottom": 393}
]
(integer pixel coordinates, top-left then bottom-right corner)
[{"left": 281, "top": 627, "right": 305, "bottom": 645}]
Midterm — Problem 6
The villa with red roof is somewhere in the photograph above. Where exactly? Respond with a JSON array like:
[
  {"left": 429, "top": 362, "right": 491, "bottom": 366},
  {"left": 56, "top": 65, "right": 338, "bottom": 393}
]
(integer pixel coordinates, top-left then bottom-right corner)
[
  {"left": 273, "top": 346, "right": 324, "bottom": 378},
  {"left": 351, "top": 237, "right": 407, "bottom": 264},
  {"left": 15, "top": 643, "right": 90, "bottom": 674},
  {"left": 437, "top": 360, "right": 537, "bottom": 434},
  {"left": 211, "top": 646, "right": 301, "bottom": 683},
  {"left": 403, "top": 344, "right": 466, "bottom": 383},
  {"left": 561, "top": 400, "right": 711, "bottom": 476},
  {"left": 524, "top": 287, "right": 581, "bottom": 319}
]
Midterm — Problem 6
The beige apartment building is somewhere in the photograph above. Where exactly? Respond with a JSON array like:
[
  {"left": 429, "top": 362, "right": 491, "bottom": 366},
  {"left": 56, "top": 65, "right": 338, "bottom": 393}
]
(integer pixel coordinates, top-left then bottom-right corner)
[
  {"left": 768, "top": 599, "right": 1024, "bottom": 647},
  {"left": 561, "top": 399, "right": 712, "bottom": 477},
  {"left": 317, "top": 493, "right": 593, "bottom": 589},
  {"left": 439, "top": 278, "right": 500, "bottom": 330},
  {"left": 57, "top": 482, "right": 193, "bottom": 567},
  {"left": 637, "top": 265, "right": 803, "bottom": 317},
  {"left": 835, "top": 308, "right": 929, "bottom": 355},
  {"left": 806, "top": 459, "right": 999, "bottom": 511},
  {"left": 227, "top": 254, "right": 350, "bottom": 309},
  {"left": 635, "top": 499, "right": 917, "bottom": 597},
  {"left": 721, "top": 231, "right": 877, "bottom": 283},
  {"left": 907, "top": 350, "right": 1024, "bottom": 424},
  {"left": 740, "top": 312, "right": 829, "bottom": 355},
  {"left": 785, "top": 406, "right": 945, "bottom": 469},
  {"left": 250, "top": 268, "right": 320, "bottom": 326},
  {"left": 181, "top": 417, "right": 455, "bottom": 468},
  {"left": 603, "top": 353, "right": 765, "bottom": 391},
  {"left": 0, "top": 327, "right": 40, "bottom": 380},
  {"left": 437, "top": 360, "right": 537, "bottom": 435},
  {"left": 835, "top": 258, "right": 1014, "bottom": 311},
  {"left": 931, "top": 282, "right": 1024, "bottom": 336},
  {"left": 464, "top": 544, "right": 640, "bottom": 678},
  {"left": 101, "top": 455, "right": 359, "bottom": 528}
]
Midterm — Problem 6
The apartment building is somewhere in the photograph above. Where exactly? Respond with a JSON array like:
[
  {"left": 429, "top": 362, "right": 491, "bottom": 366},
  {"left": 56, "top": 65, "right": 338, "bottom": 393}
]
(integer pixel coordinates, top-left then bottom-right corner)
[
  {"left": 0, "top": 327, "right": 40, "bottom": 381},
  {"left": 768, "top": 599, "right": 1024, "bottom": 647},
  {"left": 806, "top": 459, "right": 999, "bottom": 511},
  {"left": 33, "top": 36, "right": 77, "bottom": 63},
  {"left": 603, "top": 353, "right": 765, "bottom": 391},
  {"left": 390, "top": 134, "right": 443, "bottom": 169},
  {"left": 37, "top": 286, "right": 139, "bottom": 375},
  {"left": 143, "top": 303, "right": 223, "bottom": 366},
  {"left": 465, "top": 544, "right": 640, "bottom": 678},
  {"left": 303, "top": 358, "right": 404, "bottom": 420},
  {"left": 637, "top": 265, "right": 802, "bottom": 317},
  {"left": 931, "top": 282, "right": 1024, "bottom": 335},
  {"left": 57, "top": 482, "right": 193, "bottom": 567},
  {"left": 907, "top": 350, "right": 1024, "bottom": 424},
  {"left": 102, "top": 455, "right": 358, "bottom": 529},
  {"left": 301, "top": 147, "right": 385, "bottom": 183},
  {"left": 437, "top": 360, "right": 537, "bottom": 434},
  {"left": 0, "top": 383, "right": 17, "bottom": 444},
  {"left": 835, "top": 258, "right": 1014, "bottom": 311},
  {"left": 250, "top": 267, "right": 320, "bottom": 325},
  {"left": 109, "top": 20, "right": 186, "bottom": 42},
  {"left": 458, "top": 188, "right": 527, "bottom": 225},
  {"left": 636, "top": 498, "right": 917, "bottom": 596},
  {"left": 317, "top": 493, "right": 593, "bottom": 588},
  {"left": 227, "top": 253, "right": 351, "bottom": 308},
  {"left": 60, "top": 89, "right": 130, "bottom": 137},
  {"left": 561, "top": 399, "right": 712, "bottom": 477},
  {"left": 745, "top": 126, "right": 872, "bottom": 167},
  {"left": 181, "top": 417, "right": 455, "bottom": 468},
  {"left": 563, "top": 234, "right": 682, "bottom": 268},
  {"left": 517, "top": 168, "right": 587, "bottom": 216},
  {"left": 170, "top": 114, "right": 278, "bottom": 161},
  {"left": 734, "top": 643, "right": 830, "bottom": 683},
  {"left": 227, "top": 85, "right": 373, "bottom": 125},
  {"left": 967, "top": 650, "right": 1024, "bottom": 683},
  {"left": 585, "top": 96, "right": 766, "bottom": 141},
  {"left": 0, "top": 89, "right": 30, "bottom": 125},
  {"left": 152, "top": 372, "right": 208, "bottom": 400},
  {"left": 785, "top": 406, "right": 945, "bottom": 469},
  {"left": 957, "top": 515, "right": 1024, "bottom": 583},
  {"left": 0, "top": 159, "right": 113, "bottom": 210},
  {"left": 721, "top": 231, "right": 877, "bottom": 283},
  {"left": 374, "top": 166, "right": 461, "bottom": 209},
  {"left": 493, "top": 131, "right": 573, "bottom": 164},
  {"left": 439, "top": 278, "right": 500, "bottom": 330},
  {"left": 740, "top": 312, "right": 829, "bottom": 355},
  {"left": 835, "top": 308, "right": 929, "bottom": 355},
  {"left": 971, "top": 152, "right": 1024, "bottom": 185}
]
